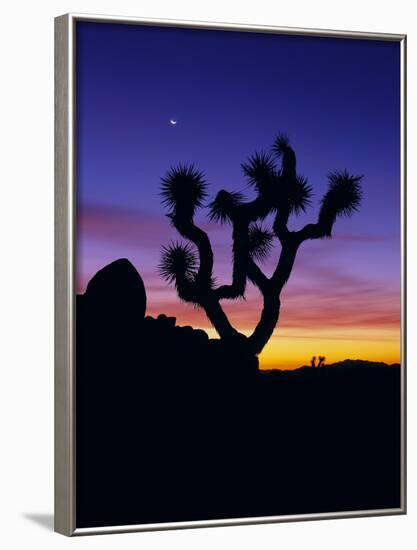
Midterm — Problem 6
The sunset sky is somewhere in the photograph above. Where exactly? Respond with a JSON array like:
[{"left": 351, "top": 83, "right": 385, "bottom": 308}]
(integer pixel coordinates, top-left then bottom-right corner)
[{"left": 76, "top": 22, "right": 401, "bottom": 369}]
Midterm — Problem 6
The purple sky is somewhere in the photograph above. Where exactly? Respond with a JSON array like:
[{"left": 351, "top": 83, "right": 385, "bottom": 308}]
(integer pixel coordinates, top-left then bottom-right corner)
[{"left": 75, "top": 21, "right": 401, "bottom": 366}]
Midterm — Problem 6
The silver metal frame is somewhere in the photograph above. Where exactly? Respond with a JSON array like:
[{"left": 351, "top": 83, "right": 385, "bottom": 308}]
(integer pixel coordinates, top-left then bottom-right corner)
[{"left": 54, "top": 13, "right": 407, "bottom": 536}]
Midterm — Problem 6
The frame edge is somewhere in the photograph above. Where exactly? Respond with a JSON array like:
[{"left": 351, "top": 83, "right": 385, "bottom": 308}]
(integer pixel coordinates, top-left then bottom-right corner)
[
  {"left": 63, "top": 12, "right": 406, "bottom": 41},
  {"left": 54, "top": 13, "right": 76, "bottom": 537},
  {"left": 400, "top": 33, "right": 407, "bottom": 515}
]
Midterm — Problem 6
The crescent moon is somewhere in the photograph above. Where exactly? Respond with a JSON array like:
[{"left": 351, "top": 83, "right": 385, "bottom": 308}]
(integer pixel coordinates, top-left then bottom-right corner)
[{"left": 169, "top": 119, "right": 177, "bottom": 125}]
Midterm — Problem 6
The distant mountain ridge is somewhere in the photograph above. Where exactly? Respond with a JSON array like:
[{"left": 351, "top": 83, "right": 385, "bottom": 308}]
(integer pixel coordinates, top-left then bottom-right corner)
[{"left": 267, "top": 359, "right": 400, "bottom": 375}]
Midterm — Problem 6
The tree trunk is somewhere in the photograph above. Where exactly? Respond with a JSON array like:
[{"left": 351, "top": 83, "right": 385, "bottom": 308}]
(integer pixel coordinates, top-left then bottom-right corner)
[
  {"left": 248, "top": 241, "right": 299, "bottom": 355},
  {"left": 202, "top": 298, "right": 242, "bottom": 341},
  {"left": 248, "top": 292, "right": 281, "bottom": 355}
]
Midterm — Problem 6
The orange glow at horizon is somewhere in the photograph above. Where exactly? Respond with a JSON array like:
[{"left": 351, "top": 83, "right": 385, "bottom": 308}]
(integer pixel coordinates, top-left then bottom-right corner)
[
  {"left": 257, "top": 327, "right": 400, "bottom": 370},
  {"left": 145, "top": 301, "right": 401, "bottom": 370},
  {"left": 189, "top": 326, "right": 401, "bottom": 370}
]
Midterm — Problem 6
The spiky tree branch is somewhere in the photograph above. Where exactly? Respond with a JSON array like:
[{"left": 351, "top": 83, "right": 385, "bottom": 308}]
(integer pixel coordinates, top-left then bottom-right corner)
[
  {"left": 296, "top": 170, "right": 362, "bottom": 242},
  {"left": 159, "top": 165, "right": 239, "bottom": 341}
]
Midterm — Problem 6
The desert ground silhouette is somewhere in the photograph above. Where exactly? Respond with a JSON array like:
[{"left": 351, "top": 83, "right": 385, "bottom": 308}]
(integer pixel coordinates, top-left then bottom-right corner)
[{"left": 76, "top": 259, "right": 400, "bottom": 528}]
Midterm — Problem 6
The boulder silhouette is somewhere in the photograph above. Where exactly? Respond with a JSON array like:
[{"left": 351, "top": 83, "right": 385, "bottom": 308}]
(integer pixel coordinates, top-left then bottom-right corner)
[
  {"left": 83, "top": 258, "right": 147, "bottom": 320},
  {"left": 77, "top": 258, "right": 146, "bottom": 345}
]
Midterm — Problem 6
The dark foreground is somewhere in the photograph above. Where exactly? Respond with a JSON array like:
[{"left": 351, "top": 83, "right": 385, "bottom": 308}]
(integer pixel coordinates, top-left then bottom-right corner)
[{"left": 76, "top": 260, "right": 401, "bottom": 528}]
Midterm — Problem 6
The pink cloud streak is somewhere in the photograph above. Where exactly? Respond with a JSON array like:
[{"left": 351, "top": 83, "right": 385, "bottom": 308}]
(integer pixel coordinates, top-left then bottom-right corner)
[{"left": 77, "top": 203, "right": 401, "bottom": 339}]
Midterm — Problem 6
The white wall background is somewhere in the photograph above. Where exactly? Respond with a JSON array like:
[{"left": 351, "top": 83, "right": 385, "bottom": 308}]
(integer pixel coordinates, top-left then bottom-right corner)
[{"left": 0, "top": 1, "right": 414, "bottom": 547}]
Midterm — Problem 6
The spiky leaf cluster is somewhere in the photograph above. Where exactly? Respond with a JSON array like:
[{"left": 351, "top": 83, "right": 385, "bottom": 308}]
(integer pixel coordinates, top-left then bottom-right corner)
[
  {"left": 318, "top": 170, "right": 362, "bottom": 236},
  {"left": 248, "top": 224, "right": 274, "bottom": 262},
  {"left": 322, "top": 170, "right": 362, "bottom": 216},
  {"left": 273, "top": 133, "right": 297, "bottom": 179},
  {"left": 161, "top": 165, "right": 207, "bottom": 218},
  {"left": 158, "top": 242, "right": 197, "bottom": 284},
  {"left": 272, "top": 133, "right": 290, "bottom": 158},
  {"left": 208, "top": 190, "right": 244, "bottom": 223},
  {"left": 271, "top": 174, "right": 312, "bottom": 218},
  {"left": 241, "top": 152, "right": 277, "bottom": 192},
  {"left": 324, "top": 170, "right": 362, "bottom": 216},
  {"left": 285, "top": 174, "right": 313, "bottom": 214}
]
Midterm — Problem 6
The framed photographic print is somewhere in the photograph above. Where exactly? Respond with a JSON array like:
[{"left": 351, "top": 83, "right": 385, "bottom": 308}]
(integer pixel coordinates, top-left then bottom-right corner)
[{"left": 54, "top": 14, "right": 406, "bottom": 536}]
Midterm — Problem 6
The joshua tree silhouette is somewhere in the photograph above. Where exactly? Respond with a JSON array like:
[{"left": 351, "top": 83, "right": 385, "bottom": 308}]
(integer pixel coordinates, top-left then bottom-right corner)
[
  {"left": 311, "top": 356, "right": 317, "bottom": 369},
  {"left": 159, "top": 134, "right": 362, "bottom": 356},
  {"left": 318, "top": 356, "right": 326, "bottom": 368}
]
